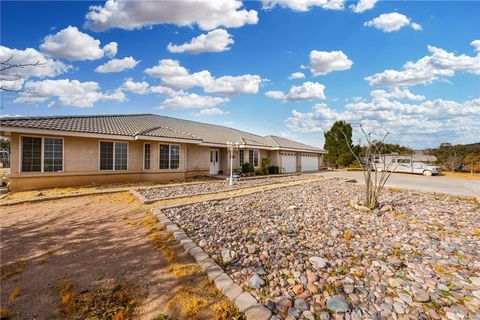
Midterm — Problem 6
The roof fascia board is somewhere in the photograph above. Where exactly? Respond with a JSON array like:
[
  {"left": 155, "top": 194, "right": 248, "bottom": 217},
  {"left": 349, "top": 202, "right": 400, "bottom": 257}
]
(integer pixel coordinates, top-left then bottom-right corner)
[{"left": 271, "top": 146, "right": 326, "bottom": 153}]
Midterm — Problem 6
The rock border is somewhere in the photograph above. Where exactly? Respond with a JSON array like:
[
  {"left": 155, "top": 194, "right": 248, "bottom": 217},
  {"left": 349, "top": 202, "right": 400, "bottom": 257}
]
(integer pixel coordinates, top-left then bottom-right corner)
[{"left": 152, "top": 207, "right": 273, "bottom": 320}]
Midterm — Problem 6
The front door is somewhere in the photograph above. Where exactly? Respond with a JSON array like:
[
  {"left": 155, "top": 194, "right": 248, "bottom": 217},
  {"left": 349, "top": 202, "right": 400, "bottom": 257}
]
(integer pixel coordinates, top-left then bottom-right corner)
[{"left": 209, "top": 149, "right": 219, "bottom": 174}]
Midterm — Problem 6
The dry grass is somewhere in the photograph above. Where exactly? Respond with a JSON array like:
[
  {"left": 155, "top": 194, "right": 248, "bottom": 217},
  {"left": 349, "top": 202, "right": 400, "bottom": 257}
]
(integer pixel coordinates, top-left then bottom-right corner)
[
  {"left": 0, "top": 260, "right": 27, "bottom": 282},
  {"left": 0, "top": 307, "right": 12, "bottom": 319},
  {"left": 168, "top": 263, "right": 203, "bottom": 278},
  {"left": 441, "top": 171, "right": 480, "bottom": 180},
  {"left": 54, "top": 279, "right": 141, "bottom": 320},
  {"left": 8, "top": 288, "right": 22, "bottom": 302}
]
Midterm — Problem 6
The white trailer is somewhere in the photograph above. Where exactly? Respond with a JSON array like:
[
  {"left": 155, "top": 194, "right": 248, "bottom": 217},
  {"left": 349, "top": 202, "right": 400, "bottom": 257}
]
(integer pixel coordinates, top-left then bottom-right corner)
[{"left": 367, "top": 154, "right": 442, "bottom": 176}]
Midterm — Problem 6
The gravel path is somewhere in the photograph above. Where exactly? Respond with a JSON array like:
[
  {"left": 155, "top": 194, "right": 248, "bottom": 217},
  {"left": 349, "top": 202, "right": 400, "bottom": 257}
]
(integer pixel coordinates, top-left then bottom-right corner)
[
  {"left": 163, "top": 178, "right": 480, "bottom": 320},
  {"left": 137, "top": 175, "right": 309, "bottom": 201}
]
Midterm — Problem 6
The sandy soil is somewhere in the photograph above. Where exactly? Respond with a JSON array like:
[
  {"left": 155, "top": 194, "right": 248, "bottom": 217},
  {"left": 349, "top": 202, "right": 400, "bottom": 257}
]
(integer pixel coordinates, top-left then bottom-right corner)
[{"left": 0, "top": 192, "right": 237, "bottom": 319}]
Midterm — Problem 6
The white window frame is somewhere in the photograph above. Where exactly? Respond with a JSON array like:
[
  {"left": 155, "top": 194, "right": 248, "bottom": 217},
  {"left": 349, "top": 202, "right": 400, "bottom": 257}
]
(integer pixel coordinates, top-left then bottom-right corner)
[
  {"left": 98, "top": 140, "right": 129, "bottom": 171},
  {"left": 143, "top": 142, "right": 151, "bottom": 171},
  {"left": 249, "top": 149, "right": 259, "bottom": 167},
  {"left": 19, "top": 135, "right": 64, "bottom": 173},
  {"left": 158, "top": 143, "right": 181, "bottom": 170}
]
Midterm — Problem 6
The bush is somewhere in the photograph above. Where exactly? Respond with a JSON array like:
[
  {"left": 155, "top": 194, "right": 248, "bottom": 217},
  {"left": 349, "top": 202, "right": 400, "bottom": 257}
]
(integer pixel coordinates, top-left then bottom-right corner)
[
  {"left": 241, "top": 162, "right": 254, "bottom": 174},
  {"left": 268, "top": 165, "right": 279, "bottom": 174},
  {"left": 255, "top": 169, "right": 265, "bottom": 176}
]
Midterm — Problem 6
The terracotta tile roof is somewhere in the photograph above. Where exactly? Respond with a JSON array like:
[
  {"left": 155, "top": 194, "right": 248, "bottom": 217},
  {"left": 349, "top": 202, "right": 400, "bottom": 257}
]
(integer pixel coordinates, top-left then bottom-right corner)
[{"left": 1, "top": 114, "right": 325, "bottom": 152}]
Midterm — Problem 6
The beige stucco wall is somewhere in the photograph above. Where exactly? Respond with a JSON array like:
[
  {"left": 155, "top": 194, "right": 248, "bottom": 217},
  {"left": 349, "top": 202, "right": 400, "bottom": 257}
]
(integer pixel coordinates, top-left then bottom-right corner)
[
  {"left": 8, "top": 133, "right": 193, "bottom": 191},
  {"left": 186, "top": 144, "right": 210, "bottom": 173}
]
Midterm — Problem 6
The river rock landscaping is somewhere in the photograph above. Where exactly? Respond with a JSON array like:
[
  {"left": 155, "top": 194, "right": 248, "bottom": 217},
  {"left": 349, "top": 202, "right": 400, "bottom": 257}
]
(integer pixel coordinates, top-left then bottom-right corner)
[
  {"left": 163, "top": 178, "right": 480, "bottom": 320},
  {"left": 136, "top": 175, "right": 309, "bottom": 202}
]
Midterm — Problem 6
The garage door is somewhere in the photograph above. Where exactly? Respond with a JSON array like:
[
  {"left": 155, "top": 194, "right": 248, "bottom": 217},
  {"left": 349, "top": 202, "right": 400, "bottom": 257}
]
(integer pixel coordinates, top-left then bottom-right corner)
[
  {"left": 281, "top": 153, "right": 296, "bottom": 173},
  {"left": 301, "top": 154, "right": 319, "bottom": 172}
]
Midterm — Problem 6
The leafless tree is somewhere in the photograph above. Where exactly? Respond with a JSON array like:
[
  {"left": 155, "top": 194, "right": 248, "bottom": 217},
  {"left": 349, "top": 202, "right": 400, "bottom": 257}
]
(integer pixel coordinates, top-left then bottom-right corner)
[
  {"left": 0, "top": 55, "right": 46, "bottom": 92},
  {"left": 342, "top": 125, "right": 398, "bottom": 210}
]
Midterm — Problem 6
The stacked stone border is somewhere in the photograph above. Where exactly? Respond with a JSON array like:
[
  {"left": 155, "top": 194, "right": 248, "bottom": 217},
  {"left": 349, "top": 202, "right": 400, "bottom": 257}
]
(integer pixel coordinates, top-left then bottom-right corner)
[{"left": 152, "top": 206, "right": 273, "bottom": 320}]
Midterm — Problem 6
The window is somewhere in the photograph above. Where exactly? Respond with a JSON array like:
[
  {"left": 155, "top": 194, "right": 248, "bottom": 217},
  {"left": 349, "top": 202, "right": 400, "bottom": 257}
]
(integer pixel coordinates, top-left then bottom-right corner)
[
  {"left": 239, "top": 150, "right": 244, "bottom": 166},
  {"left": 144, "top": 143, "right": 151, "bottom": 170},
  {"left": 249, "top": 149, "right": 259, "bottom": 167},
  {"left": 22, "top": 137, "right": 42, "bottom": 172},
  {"left": 44, "top": 138, "right": 63, "bottom": 172},
  {"left": 100, "top": 141, "right": 114, "bottom": 170},
  {"left": 21, "top": 136, "right": 63, "bottom": 173},
  {"left": 159, "top": 144, "right": 180, "bottom": 169},
  {"left": 115, "top": 142, "right": 128, "bottom": 170},
  {"left": 100, "top": 141, "right": 128, "bottom": 170},
  {"left": 398, "top": 158, "right": 411, "bottom": 164}
]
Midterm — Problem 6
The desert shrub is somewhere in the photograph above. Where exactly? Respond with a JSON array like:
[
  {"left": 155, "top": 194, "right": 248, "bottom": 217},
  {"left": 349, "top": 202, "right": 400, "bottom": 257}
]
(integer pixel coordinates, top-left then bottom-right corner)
[
  {"left": 218, "top": 170, "right": 223, "bottom": 175},
  {"left": 268, "top": 165, "right": 279, "bottom": 174},
  {"left": 241, "top": 162, "right": 254, "bottom": 173},
  {"left": 255, "top": 169, "right": 265, "bottom": 176}
]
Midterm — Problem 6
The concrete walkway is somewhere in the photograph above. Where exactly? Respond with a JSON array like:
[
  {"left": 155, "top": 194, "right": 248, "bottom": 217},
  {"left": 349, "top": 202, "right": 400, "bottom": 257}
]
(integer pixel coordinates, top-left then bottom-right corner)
[{"left": 318, "top": 171, "right": 480, "bottom": 199}]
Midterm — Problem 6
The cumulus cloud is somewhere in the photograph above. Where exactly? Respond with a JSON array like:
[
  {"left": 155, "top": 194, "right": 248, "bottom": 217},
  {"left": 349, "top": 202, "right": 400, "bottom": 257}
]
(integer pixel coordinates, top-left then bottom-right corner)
[
  {"left": 120, "top": 78, "right": 150, "bottom": 94},
  {"left": 262, "top": 0, "right": 345, "bottom": 12},
  {"left": 366, "top": 42, "right": 480, "bottom": 87},
  {"left": 95, "top": 57, "right": 139, "bottom": 73},
  {"left": 84, "top": 0, "right": 258, "bottom": 32},
  {"left": 265, "top": 82, "right": 326, "bottom": 101},
  {"left": 0, "top": 46, "right": 70, "bottom": 91},
  {"left": 167, "top": 29, "right": 234, "bottom": 54},
  {"left": 349, "top": 0, "right": 378, "bottom": 13},
  {"left": 285, "top": 90, "right": 480, "bottom": 147},
  {"left": 161, "top": 92, "right": 229, "bottom": 109},
  {"left": 144, "top": 59, "right": 262, "bottom": 95},
  {"left": 308, "top": 50, "right": 353, "bottom": 76},
  {"left": 14, "top": 79, "right": 125, "bottom": 108},
  {"left": 364, "top": 13, "right": 422, "bottom": 32},
  {"left": 195, "top": 107, "right": 228, "bottom": 116},
  {"left": 40, "top": 26, "right": 117, "bottom": 60},
  {"left": 288, "top": 72, "right": 305, "bottom": 80}
]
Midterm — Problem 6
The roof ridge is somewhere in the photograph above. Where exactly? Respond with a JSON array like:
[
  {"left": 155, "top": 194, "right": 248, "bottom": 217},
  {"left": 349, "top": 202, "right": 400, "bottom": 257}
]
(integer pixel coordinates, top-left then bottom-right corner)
[
  {"left": 0, "top": 113, "right": 154, "bottom": 121},
  {"left": 137, "top": 124, "right": 202, "bottom": 140}
]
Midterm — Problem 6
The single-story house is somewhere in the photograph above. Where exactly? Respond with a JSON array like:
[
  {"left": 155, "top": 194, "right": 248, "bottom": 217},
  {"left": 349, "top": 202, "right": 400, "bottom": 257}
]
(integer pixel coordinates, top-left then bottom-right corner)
[{"left": 0, "top": 114, "right": 326, "bottom": 191}]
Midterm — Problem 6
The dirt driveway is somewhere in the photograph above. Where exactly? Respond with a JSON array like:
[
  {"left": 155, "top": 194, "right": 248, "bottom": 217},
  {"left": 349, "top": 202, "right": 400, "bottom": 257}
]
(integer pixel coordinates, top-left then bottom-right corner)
[{"left": 0, "top": 193, "right": 238, "bottom": 320}]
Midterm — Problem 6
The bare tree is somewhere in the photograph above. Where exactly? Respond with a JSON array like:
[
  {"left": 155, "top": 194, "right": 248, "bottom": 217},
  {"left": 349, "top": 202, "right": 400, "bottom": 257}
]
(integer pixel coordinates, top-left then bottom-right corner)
[
  {"left": 342, "top": 125, "right": 398, "bottom": 210},
  {"left": 0, "top": 55, "right": 46, "bottom": 92}
]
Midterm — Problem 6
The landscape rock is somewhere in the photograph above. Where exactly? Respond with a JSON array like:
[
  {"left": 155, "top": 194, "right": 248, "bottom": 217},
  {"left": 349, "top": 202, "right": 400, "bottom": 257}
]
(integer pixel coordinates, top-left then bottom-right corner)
[
  {"left": 326, "top": 296, "right": 350, "bottom": 313},
  {"left": 246, "top": 273, "right": 265, "bottom": 289}
]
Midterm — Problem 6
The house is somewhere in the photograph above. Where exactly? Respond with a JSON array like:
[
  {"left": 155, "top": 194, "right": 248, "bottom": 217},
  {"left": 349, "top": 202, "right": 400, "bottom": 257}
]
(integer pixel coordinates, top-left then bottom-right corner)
[{"left": 0, "top": 114, "right": 326, "bottom": 191}]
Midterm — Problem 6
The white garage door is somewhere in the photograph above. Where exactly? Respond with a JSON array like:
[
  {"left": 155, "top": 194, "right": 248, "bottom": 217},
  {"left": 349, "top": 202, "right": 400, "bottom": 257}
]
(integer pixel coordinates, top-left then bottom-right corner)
[
  {"left": 281, "top": 153, "right": 297, "bottom": 173},
  {"left": 301, "top": 155, "right": 319, "bottom": 172}
]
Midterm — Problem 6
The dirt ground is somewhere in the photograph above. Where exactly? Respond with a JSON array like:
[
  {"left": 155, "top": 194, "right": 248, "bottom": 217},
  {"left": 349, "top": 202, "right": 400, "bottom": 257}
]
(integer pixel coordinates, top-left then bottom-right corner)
[{"left": 0, "top": 192, "right": 239, "bottom": 320}]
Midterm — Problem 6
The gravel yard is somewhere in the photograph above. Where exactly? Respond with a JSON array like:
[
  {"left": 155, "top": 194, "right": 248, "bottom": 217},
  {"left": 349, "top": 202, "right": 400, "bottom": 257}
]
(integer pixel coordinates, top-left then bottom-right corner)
[
  {"left": 163, "top": 178, "right": 480, "bottom": 320},
  {"left": 137, "top": 175, "right": 308, "bottom": 202}
]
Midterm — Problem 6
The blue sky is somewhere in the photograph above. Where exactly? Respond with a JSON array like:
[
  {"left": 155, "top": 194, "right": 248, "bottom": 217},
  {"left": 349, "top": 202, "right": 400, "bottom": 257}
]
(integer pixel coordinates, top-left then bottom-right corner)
[{"left": 1, "top": 0, "right": 479, "bottom": 148}]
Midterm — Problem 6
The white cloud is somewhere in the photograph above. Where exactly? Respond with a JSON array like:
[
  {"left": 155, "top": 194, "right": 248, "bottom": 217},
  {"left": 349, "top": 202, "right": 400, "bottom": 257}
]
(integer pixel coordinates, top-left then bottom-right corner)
[
  {"left": 144, "top": 59, "right": 262, "bottom": 95},
  {"left": 161, "top": 93, "right": 229, "bottom": 109},
  {"left": 120, "top": 78, "right": 150, "bottom": 94},
  {"left": 95, "top": 57, "right": 139, "bottom": 73},
  {"left": 0, "top": 46, "right": 70, "bottom": 90},
  {"left": 285, "top": 91, "right": 480, "bottom": 147},
  {"left": 167, "top": 29, "right": 234, "bottom": 54},
  {"left": 364, "top": 13, "right": 422, "bottom": 32},
  {"left": 288, "top": 72, "right": 305, "bottom": 80},
  {"left": 84, "top": 0, "right": 258, "bottom": 31},
  {"left": 149, "top": 85, "right": 176, "bottom": 96},
  {"left": 370, "top": 88, "right": 425, "bottom": 101},
  {"left": 265, "top": 81, "right": 326, "bottom": 101},
  {"left": 262, "top": 0, "right": 345, "bottom": 12},
  {"left": 366, "top": 42, "right": 480, "bottom": 87},
  {"left": 195, "top": 107, "right": 228, "bottom": 116},
  {"left": 204, "top": 75, "right": 262, "bottom": 96},
  {"left": 349, "top": 0, "right": 378, "bottom": 13},
  {"left": 40, "top": 26, "right": 117, "bottom": 60},
  {"left": 472, "top": 40, "right": 480, "bottom": 52},
  {"left": 14, "top": 79, "right": 125, "bottom": 108},
  {"left": 308, "top": 50, "right": 353, "bottom": 76}
]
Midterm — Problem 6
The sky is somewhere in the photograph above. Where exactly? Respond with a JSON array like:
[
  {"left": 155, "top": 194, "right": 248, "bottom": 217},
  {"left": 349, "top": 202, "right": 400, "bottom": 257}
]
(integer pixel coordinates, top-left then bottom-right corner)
[{"left": 1, "top": 0, "right": 479, "bottom": 149}]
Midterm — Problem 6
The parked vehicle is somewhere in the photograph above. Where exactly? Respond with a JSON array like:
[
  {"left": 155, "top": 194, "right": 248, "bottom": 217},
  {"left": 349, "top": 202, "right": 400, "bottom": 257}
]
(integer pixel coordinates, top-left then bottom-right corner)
[{"left": 364, "top": 154, "right": 442, "bottom": 176}]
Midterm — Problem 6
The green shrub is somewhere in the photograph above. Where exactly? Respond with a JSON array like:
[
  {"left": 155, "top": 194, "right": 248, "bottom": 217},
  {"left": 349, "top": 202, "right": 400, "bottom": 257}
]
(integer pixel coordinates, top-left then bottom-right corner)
[
  {"left": 241, "top": 162, "right": 254, "bottom": 173},
  {"left": 255, "top": 169, "right": 265, "bottom": 176},
  {"left": 268, "top": 165, "right": 279, "bottom": 174}
]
